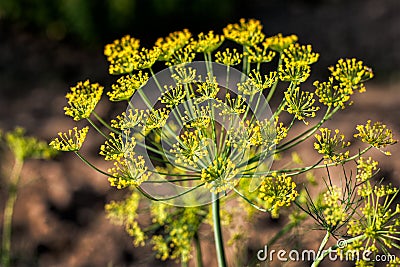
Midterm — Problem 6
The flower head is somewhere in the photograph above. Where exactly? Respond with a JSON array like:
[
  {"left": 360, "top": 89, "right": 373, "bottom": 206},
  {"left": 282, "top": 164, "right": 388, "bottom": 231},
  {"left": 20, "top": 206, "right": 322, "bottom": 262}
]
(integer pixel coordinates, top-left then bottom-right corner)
[
  {"left": 245, "top": 45, "right": 276, "bottom": 64},
  {"left": 155, "top": 29, "right": 192, "bottom": 61},
  {"left": 49, "top": 126, "right": 89, "bottom": 152},
  {"left": 282, "top": 43, "right": 319, "bottom": 65},
  {"left": 223, "top": 18, "right": 265, "bottom": 47},
  {"left": 190, "top": 31, "right": 224, "bottom": 53},
  {"left": 314, "top": 128, "right": 350, "bottom": 164},
  {"left": 356, "top": 157, "right": 378, "bottom": 183},
  {"left": 201, "top": 157, "right": 238, "bottom": 193},
  {"left": 64, "top": 80, "right": 103, "bottom": 121},
  {"left": 215, "top": 48, "right": 242, "bottom": 66},
  {"left": 100, "top": 131, "right": 136, "bottom": 161},
  {"left": 284, "top": 87, "right": 319, "bottom": 124},
  {"left": 354, "top": 120, "right": 397, "bottom": 155},
  {"left": 314, "top": 77, "right": 353, "bottom": 109},
  {"left": 263, "top": 33, "right": 298, "bottom": 52},
  {"left": 108, "top": 71, "right": 149, "bottom": 101},
  {"left": 104, "top": 35, "right": 140, "bottom": 74},
  {"left": 258, "top": 173, "right": 298, "bottom": 218},
  {"left": 329, "top": 58, "right": 374, "bottom": 93},
  {"left": 108, "top": 154, "right": 150, "bottom": 188},
  {"left": 111, "top": 109, "right": 146, "bottom": 130},
  {"left": 279, "top": 61, "right": 311, "bottom": 84},
  {"left": 160, "top": 84, "right": 187, "bottom": 108},
  {"left": 321, "top": 186, "right": 347, "bottom": 229},
  {"left": 238, "top": 70, "right": 277, "bottom": 95}
]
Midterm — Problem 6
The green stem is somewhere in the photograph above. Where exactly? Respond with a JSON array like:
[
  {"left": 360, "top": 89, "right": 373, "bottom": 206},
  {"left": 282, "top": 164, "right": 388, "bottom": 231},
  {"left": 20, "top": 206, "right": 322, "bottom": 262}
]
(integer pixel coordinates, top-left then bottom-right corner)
[
  {"left": 266, "top": 52, "right": 282, "bottom": 103},
  {"left": 194, "top": 232, "right": 204, "bottom": 267},
  {"left": 212, "top": 193, "right": 227, "bottom": 267},
  {"left": 315, "top": 231, "right": 330, "bottom": 260},
  {"left": 1, "top": 158, "right": 24, "bottom": 267}
]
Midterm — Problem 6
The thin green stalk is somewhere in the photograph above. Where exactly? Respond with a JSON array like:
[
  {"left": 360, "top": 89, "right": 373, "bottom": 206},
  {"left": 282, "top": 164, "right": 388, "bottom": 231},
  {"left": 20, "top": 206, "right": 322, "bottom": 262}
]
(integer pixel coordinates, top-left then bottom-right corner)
[
  {"left": 93, "top": 111, "right": 120, "bottom": 135},
  {"left": 266, "top": 52, "right": 282, "bottom": 103},
  {"left": 194, "top": 232, "right": 204, "bottom": 267},
  {"left": 212, "top": 193, "right": 227, "bottom": 267},
  {"left": 87, "top": 118, "right": 108, "bottom": 139},
  {"left": 315, "top": 231, "right": 330, "bottom": 260},
  {"left": 1, "top": 158, "right": 24, "bottom": 267}
]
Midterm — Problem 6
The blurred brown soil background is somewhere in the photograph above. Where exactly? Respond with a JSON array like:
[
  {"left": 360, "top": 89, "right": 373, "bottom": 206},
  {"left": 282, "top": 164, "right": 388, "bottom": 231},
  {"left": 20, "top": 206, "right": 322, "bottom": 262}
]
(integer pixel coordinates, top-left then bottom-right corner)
[{"left": 0, "top": 0, "right": 399, "bottom": 266}]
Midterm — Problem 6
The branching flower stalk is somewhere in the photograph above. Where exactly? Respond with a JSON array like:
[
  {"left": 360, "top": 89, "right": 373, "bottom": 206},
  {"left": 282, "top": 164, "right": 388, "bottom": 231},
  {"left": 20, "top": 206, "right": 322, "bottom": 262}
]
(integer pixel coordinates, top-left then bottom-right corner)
[
  {"left": 50, "top": 18, "right": 398, "bottom": 266},
  {"left": 0, "top": 128, "right": 56, "bottom": 267}
]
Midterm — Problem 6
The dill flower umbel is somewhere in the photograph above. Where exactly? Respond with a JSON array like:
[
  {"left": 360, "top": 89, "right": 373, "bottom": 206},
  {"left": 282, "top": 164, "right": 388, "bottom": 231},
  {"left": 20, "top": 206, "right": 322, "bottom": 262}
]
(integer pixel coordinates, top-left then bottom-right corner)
[
  {"left": 49, "top": 126, "right": 89, "bottom": 152},
  {"left": 201, "top": 157, "right": 239, "bottom": 193},
  {"left": 258, "top": 173, "right": 298, "bottom": 218},
  {"left": 314, "top": 128, "right": 350, "bottom": 164},
  {"left": 108, "top": 71, "right": 149, "bottom": 101},
  {"left": 284, "top": 87, "right": 319, "bottom": 124},
  {"left": 354, "top": 120, "right": 397, "bottom": 155},
  {"left": 215, "top": 48, "right": 242, "bottom": 66},
  {"left": 223, "top": 18, "right": 265, "bottom": 47},
  {"left": 64, "top": 80, "right": 103, "bottom": 121},
  {"left": 263, "top": 33, "right": 298, "bottom": 52}
]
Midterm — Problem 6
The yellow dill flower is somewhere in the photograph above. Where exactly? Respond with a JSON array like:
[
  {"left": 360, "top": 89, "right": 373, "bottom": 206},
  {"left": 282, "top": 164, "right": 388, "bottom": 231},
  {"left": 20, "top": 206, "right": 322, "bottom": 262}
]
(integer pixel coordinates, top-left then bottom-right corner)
[
  {"left": 171, "top": 66, "right": 197, "bottom": 84},
  {"left": 238, "top": 70, "right": 277, "bottom": 95},
  {"left": 166, "top": 45, "right": 196, "bottom": 67},
  {"left": 263, "top": 33, "right": 298, "bottom": 52},
  {"left": 155, "top": 29, "right": 192, "bottom": 61},
  {"left": 196, "top": 75, "right": 220, "bottom": 102},
  {"left": 321, "top": 186, "right": 347, "bottom": 228},
  {"left": 171, "top": 130, "right": 208, "bottom": 167},
  {"left": 245, "top": 44, "right": 276, "bottom": 64},
  {"left": 279, "top": 61, "right": 310, "bottom": 84},
  {"left": 215, "top": 48, "right": 243, "bottom": 66},
  {"left": 5, "top": 127, "right": 56, "bottom": 160},
  {"left": 258, "top": 173, "right": 298, "bottom": 218},
  {"left": 160, "top": 84, "right": 187, "bottom": 108},
  {"left": 105, "top": 191, "right": 146, "bottom": 247},
  {"left": 100, "top": 131, "right": 136, "bottom": 161},
  {"left": 49, "top": 126, "right": 89, "bottom": 152},
  {"left": 134, "top": 47, "right": 161, "bottom": 69},
  {"left": 356, "top": 157, "right": 378, "bottom": 183},
  {"left": 223, "top": 18, "right": 265, "bottom": 47},
  {"left": 111, "top": 109, "right": 146, "bottom": 130},
  {"left": 219, "top": 93, "right": 247, "bottom": 115},
  {"left": 108, "top": 71, "right": 149, "bottom": 101},
  {"left": 227, "top": 120, "right": 261, "bottom": 149},
  {"left": 314, "top": 77, "right": 353, "bottom": 109},
  {"left": 354, "top": 120, "right": 397, "bottom": 155},
  {"left": 104, "top": 35, "right": 140, "bottom": 74},
  {"left": 282, "top": 43, "right": 319, "bottom": 65},
  {"left": 183, "top": 106, "right": 211, "bottom": 129},
  {"left": 64, "top": 80, "right": 103, "bottom": 121},
  {"left": 145, "top": 108, "right": 170, "bottom": 131},
  {"left": 314, "top": 128, "right": 350, "bottom": 164},
  {"left": 108, "top": 154, "right": 149, "bottom": 188},
  {"left": 201, "top": 157, "right": 238, "bottom": 193},
  {"left": 347, "top": 183, "right": 400, "bottom": 254},
  {"left": 190, "top": 31, "right": 224, "bottom": 53},
  {"left": 284, "top": 87, "right": 319, "bottom": 124},
  {"left": 329, "top": 58, "right": 374, "bottom": 93}
]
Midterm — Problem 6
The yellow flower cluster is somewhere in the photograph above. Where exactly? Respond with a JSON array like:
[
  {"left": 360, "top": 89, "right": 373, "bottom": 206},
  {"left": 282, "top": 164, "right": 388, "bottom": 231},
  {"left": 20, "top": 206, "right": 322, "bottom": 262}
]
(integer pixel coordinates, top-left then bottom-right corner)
[
  {"left": 354, "top": 120, "right": 397, "bottom": 155},
  {"left": 201, "top": 157, "right": 238, "bottom": 193},
  {"left": 215, "top": 48, "right": 242, "bottom": 66},
  {"left": 100, "top": 132, "right": 136, "bottom": 161},
  {"left": 108, "top": 154, "right": 150, "bottom": 188},
  {"left": 144, "top": 108, "right": 170, "bottom": 132},
  {"left": 263, "top": 33, "right": 298, "bottom": 52},
  {"left": 155, "top": 29, "right": 192, "bottom": 61},
  {"left": 356, "top": 157, "right": 378, "bottom": 183},
  {"left": 279, "top": 61, "right": 311, "bottom": 84},
  {"left": 238, "top": 70, "right": 277, "bottom": 95},
  {"left": 190, "top": 31, "right": 224, "bottom": 54},
  {"left": 50, "top": 126, "right": 89, "bottom": 152},
  {"left": 108, "top": 71, "right": 149, "bottom": 101},
  {"left": 105, "top": 191, "right": 146, "bottom": 247},
  {"left": 104, "top": 35, "right": 140, "bottom": 74},
  {"left": 329, "top": 58, "right": 374, "bottom": 93},
  {"left": 171, "top": 130, "right": 208, "bottom": 167},
  {"left": 314, "top": 128, "right": 350, "bottom": 164},
  {"left": 314, "top": 77, "right": 352, "bottom": 109},
  {"left": 223, "top": 18, "right": 265, "bottom": 47},
  {"left": 245, "top": 44, "right": 276, "bottom": 64},
  {"left": 258, "top": 173, "right": 298, "bottom": 218},
  {"left": 322, "top": 186, "right": 347, "bottom": 228},
  {"left": 5, "top": 127, "right": 56, "bottom": 160},
  {"left": 284, "top": 87, "right": 319, "bottom": 124},
  {"left": 64, "top": 80, "right": 103, "bottom": 121},
  {"left": 160, "top": 84, "right": 187, "bottom": 108},
  {"left": 111, "top": 109, "right": 146, "bottom": 130}
]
